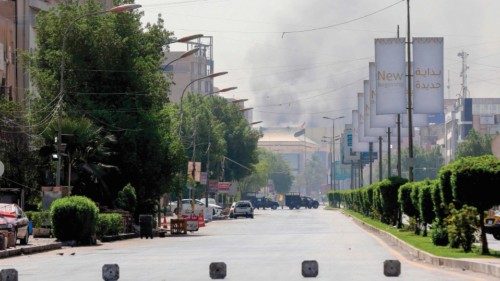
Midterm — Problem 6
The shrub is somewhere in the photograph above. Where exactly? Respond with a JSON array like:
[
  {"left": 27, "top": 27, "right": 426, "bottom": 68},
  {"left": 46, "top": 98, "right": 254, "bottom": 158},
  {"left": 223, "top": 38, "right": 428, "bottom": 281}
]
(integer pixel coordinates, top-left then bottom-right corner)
[
  {"left": 418, "top": 181, "right": 435, "bottom": 236},
  {"left": 398, "top": 182, "right": 418, "bottom": 218},
  {"left": 430, "top": 180, "right": 447, "bottom": 223},
  {"left": 430, "top": 219, "right": 449, "bottom": 246},
  {"left": 379, "top": 177, "right": 408, "bottom": 226},
  {"left": 410, "top": 184, "right": 421, "bottom": 235},
  {"left": 50, "top": 196, "right": 99, "bottom": 244},
  {"left": 445, "top": 204, "right": 478, "bottom": 252},
  {"left": 26, "top": 211, "right": 51, "bottom": 228},
  {"left": 115, "top": 184, "right": 137, "bottom": 213},
  {"left": 96, "top": 213, "right": 125, "bottom": 238},
  {"left": 438, "top": 164, "right": 455, "bottom": 206}
]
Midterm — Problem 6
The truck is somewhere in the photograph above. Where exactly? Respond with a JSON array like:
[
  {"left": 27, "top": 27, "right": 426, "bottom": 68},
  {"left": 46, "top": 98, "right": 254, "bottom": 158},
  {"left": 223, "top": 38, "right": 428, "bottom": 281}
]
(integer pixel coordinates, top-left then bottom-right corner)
[
  {"left": 285, "top": 193, "right": 303, "bottom": 209},
  {"left": 242, "top": 193, "right": 279, "bottom": 210}
]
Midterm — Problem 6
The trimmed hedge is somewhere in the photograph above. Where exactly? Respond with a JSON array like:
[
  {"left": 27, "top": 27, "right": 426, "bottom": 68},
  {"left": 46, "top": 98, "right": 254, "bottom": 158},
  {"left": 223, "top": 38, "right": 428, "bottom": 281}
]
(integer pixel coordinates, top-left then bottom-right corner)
[
  {"left": 50, "top": 196, "right": 99, "bottom": 245},
  {"left": 96, "top": 213, "right": 125, "bottom": 238}
]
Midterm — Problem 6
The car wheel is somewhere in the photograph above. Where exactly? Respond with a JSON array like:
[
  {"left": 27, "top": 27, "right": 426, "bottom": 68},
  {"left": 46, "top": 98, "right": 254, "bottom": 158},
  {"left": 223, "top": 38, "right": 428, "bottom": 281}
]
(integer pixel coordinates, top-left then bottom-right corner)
[
  {"left": 20, "top": 231, "right": 29, "bottom": 245},
  {"left": 494, "top": 233, "right": 500, "bottom": 240},
  {"left": 250, "top": 214, "right": 254, "bottom": 219},
  {"left": 271, "top": 205, "right": 277, "bottom": 210},
  {"left": 289, "top": 206, "right": 294, "bottom": 210}
]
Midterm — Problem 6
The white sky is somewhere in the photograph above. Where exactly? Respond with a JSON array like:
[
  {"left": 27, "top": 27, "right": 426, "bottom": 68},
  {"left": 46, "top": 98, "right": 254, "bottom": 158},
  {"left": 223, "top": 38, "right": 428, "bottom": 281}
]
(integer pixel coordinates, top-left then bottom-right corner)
[{"left": 137, "top": 0, "right": 500, "bottom": 127}]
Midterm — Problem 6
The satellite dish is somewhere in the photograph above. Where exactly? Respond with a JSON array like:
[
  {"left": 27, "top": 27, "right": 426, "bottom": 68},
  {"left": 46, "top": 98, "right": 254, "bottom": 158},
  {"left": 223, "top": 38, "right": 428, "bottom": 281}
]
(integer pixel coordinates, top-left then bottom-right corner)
[{"left": 0, "top": 161, "right": 4, "bottom": 177}]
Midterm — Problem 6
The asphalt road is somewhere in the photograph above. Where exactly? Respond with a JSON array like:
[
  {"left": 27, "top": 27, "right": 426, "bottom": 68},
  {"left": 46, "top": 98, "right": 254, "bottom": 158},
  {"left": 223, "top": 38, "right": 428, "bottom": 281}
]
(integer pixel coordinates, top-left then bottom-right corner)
[{"left": 0, "top": 208, "right": 493, "bottom": 281}]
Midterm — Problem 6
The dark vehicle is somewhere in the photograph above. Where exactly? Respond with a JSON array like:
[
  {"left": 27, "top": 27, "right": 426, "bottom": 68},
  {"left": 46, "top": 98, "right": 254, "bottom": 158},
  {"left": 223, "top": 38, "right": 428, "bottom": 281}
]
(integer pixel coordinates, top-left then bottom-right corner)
[
  {"left": 242, "top": 193, "right": 279, "bottom": 210},
  {"left": 285, "top": 193, "right": 303, "bottom": 209},
  {"left": 301, "top": 197, "right": 320, "bottom": 209},
  {"left": 0, "top": 203, "right": 29, "bottom": 245}
]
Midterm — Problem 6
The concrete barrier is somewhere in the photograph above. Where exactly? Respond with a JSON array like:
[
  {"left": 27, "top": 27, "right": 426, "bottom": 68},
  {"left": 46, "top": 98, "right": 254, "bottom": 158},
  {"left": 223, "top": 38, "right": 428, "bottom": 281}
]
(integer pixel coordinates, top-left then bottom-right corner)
[
  {"left": 301, "top": 260, "right": 318, "bottom": 278},
  {"left": 0, "top": 242, "right": 62, "bottom": 259},
  {"left": 383, "top": 260, "right": 401, "bottom": 277},
  {"left": 209, "top": 262, "right": 226, "bottom": 279},
  {"left": 0, "top": 269, "right": 17, "bottom": 281},
  {"left": 102, "top": 264, "right": 119, "bottom": 281},
  {"left": 344, "top": 211, "right": 500, "bottom": 278}
]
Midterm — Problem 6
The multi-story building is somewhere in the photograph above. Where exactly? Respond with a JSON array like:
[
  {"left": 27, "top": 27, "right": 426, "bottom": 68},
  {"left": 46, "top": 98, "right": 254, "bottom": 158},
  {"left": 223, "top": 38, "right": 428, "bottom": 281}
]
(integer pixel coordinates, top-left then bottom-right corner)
[
  {"left": 163, "top": 36, "right": 214, "bottom": 103},
  {"left": 0, "top": 0, "right": 15, "bottom": 100}
]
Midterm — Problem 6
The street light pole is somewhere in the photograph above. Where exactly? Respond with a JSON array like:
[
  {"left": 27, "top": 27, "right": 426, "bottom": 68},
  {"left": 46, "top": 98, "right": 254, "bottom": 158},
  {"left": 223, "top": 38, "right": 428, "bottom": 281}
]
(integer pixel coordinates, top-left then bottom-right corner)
[
  {"left": 406, "top": 0, "right": 414, "bottom": 181},
  {"left": 55, "top": 3, "right": 141, "bottom": 187},
  {"left": 323, "top": 116, "right": 344, "bottom": 191}
]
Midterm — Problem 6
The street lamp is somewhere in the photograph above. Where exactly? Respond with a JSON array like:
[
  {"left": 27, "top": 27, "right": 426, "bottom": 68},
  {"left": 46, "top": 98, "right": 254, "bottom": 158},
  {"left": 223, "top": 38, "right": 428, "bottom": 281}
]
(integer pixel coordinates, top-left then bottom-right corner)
[
  {"left": 178, "top": 71, "right": 228, "bottom": 136},
  {"left": 162, "top": 48, "right": 200, "bottom": 71},
  {"left": 322, "top": 116, "right": 345, "bottom": 191},
  {"left": 209, "top": 86, "right": 238, "bottom": 96},
  {"left": 55, "top": 3, "right": 141, "bottom": 187},
  {"left": 174, "top": 34, "right": 204, "bottom": 43}
]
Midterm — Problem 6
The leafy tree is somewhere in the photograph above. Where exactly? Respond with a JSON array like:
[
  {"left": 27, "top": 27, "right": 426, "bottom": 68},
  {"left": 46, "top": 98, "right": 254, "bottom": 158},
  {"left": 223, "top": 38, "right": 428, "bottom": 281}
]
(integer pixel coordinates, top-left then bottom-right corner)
[
  {"left": 456, "top": 130, "right": 492, "bottom": 158},
  {"left": 402, "top": 146, "right": 444, "bottom": 181},
  {"left": 0, "top": 99, "right": 40, "bottom": 210},
  {"left": 450, "top": 155, "right": 500, "bottom": 254},
  {"left": 27, "top": 1, "right": 175, "bottom": 214},
  {"left": 295, "top": 154, "right": 327, "bottom": 195},
  {"left": 398, "top": 182, "right": 419, "bottom": 229},
  {"left": 115, "top": 183, "right": 137, "bottom": 213}
]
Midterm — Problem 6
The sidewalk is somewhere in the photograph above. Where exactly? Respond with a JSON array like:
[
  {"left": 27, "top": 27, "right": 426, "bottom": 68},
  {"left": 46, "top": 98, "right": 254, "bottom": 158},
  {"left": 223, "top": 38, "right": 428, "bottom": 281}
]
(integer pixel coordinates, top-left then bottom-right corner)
[
  {"left": 0, "top": 237, "right": 62, "bottom": 259},
  {"left": 342, "top": 210, "right": 500, "bottom": 278}
]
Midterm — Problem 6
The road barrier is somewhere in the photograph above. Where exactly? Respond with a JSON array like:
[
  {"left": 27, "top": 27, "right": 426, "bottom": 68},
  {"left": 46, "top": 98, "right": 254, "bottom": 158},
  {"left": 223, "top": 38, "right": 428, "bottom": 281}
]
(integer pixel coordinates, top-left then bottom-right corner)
[
  {"left": 0, "top": 269, "right": 17, "bottom": 281},
  {"left": 102, "top": 264, "right": 119, "bottom": 281},
  {"left": 302, "top": 260, "right": 319, "bottom": 278},
  {"left": 209, "top": 262, "right": 226, "bottom": 279},
  {"left": 383, "top": 260, "right": 401, "bottom": 277},
  {"left": 0, "top": 260, "right": 402, "bottom": 279}
]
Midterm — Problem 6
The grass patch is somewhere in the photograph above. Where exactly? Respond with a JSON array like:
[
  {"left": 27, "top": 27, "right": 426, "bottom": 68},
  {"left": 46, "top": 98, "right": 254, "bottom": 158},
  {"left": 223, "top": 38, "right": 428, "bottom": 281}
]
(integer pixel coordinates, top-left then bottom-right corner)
[{"left": 343, "top": 209, "right": 500, "bottom": 259}]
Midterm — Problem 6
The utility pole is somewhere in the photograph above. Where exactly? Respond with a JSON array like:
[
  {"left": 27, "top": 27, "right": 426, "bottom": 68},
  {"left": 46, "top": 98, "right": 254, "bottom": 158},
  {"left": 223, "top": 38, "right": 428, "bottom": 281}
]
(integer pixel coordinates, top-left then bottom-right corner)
[
  {"left": 397, "top": 24, "right": 402, "bottom": 177},
  {"left": 332, "top": 122, "right": 336, "bottom": 191},
  {"left": 406, "top": 0, "right": 414, "bottom": 181},
  {"left": 387, "top": 127, "right": 391, "bottom": 178},
  {"left": 369, "top": 142, "right": 373, "bottom": 184},
  {"left": 378, "top": 136, "right": 383, "bottom": 181}
]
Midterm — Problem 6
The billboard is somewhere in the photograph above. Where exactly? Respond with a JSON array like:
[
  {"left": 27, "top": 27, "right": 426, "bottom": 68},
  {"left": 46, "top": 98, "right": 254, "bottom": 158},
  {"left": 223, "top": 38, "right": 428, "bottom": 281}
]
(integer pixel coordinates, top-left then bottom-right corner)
[
  {"left": 369, "top": 62, "right": 397, "bottom": 128},
  {"left": 352, "top": 110, "right": 369, "bottom": 152},
  {"left": 413, "top": 37, "right": 444, "bottom": 114},
  {"left": 375, "top": 38, "right": 406, "bottom": 114},
  {"left": 363, "top": 81, "right": 386, "bottom": 137},
  {"left": 341, "top": 124, "right": 360, "bottom": 164}
]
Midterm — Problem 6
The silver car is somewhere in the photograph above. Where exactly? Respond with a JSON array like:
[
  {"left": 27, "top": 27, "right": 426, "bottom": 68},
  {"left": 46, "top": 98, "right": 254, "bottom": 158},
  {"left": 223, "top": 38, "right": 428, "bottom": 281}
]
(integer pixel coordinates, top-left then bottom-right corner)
[
  {"left": 0, "top": 203, "right": 29, "bottom": 245},
  {"left": 229, "top": 201, "right": 254, "bottom": 219}
]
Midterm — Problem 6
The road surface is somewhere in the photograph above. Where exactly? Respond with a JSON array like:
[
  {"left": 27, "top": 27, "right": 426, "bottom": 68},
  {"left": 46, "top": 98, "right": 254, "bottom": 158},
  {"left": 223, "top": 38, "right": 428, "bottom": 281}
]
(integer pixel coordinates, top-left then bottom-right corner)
[{"left": 0, "top": 208, "right": 492, "bottom": 280}]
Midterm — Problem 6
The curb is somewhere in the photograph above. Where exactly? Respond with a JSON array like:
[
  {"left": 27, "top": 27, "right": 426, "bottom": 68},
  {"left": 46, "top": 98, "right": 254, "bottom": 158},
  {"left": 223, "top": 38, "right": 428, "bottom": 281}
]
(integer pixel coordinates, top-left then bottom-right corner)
[
  {"left": 343, "top": 211, "right": 500, "bottom": 278},
  {"left": 0, "top": 242, "right": 62, "bottom": 259},
  {"left": 101, "top": 233, "right": 139, "bottom": 242}
]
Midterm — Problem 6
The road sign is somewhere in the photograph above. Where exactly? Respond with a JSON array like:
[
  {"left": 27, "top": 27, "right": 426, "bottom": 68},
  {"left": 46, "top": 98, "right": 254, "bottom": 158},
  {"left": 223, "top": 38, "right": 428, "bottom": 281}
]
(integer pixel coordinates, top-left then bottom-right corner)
[
  {"left": 217, "top": 182, "right": 231, "bottom": 191},
  {"left": 200, "top": 172, "right": 208, "bottom": 185},
  {"left": 0, "top": 161, "right": 4, "bottom": 177}
]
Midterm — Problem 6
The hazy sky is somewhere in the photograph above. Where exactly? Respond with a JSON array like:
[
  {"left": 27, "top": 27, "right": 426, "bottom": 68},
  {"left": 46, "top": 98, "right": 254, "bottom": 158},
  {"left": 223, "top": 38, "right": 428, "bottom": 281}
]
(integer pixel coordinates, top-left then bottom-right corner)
[{"left": 137, "top": 0, "right": 500, "bottom": 128}]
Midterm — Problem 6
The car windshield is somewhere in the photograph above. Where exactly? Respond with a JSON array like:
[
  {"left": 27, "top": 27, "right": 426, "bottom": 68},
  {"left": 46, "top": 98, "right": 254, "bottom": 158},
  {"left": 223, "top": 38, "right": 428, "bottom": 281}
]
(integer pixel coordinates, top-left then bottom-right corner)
[{"left": 2, "top": 1, "right": 500, "bottom": 280}]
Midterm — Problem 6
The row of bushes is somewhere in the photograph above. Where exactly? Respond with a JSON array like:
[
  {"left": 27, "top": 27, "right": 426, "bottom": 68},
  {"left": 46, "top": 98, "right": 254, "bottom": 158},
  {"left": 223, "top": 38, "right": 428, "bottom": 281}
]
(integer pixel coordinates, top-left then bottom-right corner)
[
  {"left": 328, "top": 155, "right": 500, "bottom": 254},
  {"left": 50, "top": 196, "right": 126, "bottom": 244}
]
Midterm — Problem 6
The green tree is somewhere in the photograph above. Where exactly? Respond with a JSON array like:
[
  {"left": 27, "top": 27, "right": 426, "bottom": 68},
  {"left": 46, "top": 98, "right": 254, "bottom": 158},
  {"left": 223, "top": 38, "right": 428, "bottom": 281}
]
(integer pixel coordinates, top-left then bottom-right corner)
[
  {"left": 27, "top": 1, "right": 175, "bottom": 214},
  {"left": 418, "top": 180, "right": 435, "bottom": 236},
  {"left": 295, "top": 154, "right": 327, "bottom": 195},
  {"left": 402, "top": 146, "right": 444, "bottom": 181},
  {"left": 456, "top": 130, "right": 493, "bottom": 158}
]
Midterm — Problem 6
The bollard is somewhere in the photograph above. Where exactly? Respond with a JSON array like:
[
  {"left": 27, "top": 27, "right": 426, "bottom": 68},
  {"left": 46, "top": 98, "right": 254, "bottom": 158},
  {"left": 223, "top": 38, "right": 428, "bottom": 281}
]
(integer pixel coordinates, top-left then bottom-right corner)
[
  {"left": 0, "top": 269, "right": 18, "bottom": 281},
  {"left": 383, "top": 260, "right": 401, "bottom": 277},
  {"left": 102, "top": 264, "right": 119, "bottom": 281},
  {"left": 301, "top": 260, "right": 318, "bottom": 278},
  {"left": 209, "top": 262, "right": 226, "bottom": 279}
]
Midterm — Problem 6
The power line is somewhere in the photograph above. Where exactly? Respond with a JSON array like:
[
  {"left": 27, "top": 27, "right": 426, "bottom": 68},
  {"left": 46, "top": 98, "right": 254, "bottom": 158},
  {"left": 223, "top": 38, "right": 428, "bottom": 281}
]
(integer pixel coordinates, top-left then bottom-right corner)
[{"left": 281, "top": 0, "right": 404, "bottom": 37}]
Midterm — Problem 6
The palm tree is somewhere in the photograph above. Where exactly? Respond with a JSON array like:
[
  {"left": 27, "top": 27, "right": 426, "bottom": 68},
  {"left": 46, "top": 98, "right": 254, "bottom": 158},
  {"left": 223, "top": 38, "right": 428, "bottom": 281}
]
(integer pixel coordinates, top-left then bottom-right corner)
[{"left": 41, "top": 116, "right": 117, "bottom": 202}]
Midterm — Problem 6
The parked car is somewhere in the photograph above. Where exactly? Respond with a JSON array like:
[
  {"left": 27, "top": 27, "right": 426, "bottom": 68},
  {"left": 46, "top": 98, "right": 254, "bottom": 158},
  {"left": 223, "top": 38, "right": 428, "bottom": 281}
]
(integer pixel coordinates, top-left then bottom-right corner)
[
  {"left": 0, "top": 203, "right": 29, "bottom": 245},
  {"left": 229, "top": 201, "right": 254, "bottom": 219},
  {"left": 485, "top": 210, "right": 500, "bottom": 240},
  {"left": 196, "top": 199, "right": 224, "bottom": 218},
  {"left": 168, "top": 199, "right": 206, "bottom": 216}
]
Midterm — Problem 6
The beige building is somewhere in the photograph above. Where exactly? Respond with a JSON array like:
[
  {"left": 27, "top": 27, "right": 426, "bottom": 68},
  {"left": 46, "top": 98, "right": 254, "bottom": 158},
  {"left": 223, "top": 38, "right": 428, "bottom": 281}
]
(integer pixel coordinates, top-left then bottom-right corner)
[
  {"left": 0, "top": 0, "right": 16, "bottom": 100},
  {"left": 163, "top": 36, "right": 214, "bottom": 103}
]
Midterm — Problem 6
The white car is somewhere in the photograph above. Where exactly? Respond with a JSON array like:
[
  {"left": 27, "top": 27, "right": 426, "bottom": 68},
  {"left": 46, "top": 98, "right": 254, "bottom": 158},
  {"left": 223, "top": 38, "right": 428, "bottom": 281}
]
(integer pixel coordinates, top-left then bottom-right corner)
[
  {"left": 229, "top": 201, "right": 254, "bottom": 219},
  {"left": 196, "top": 199, "right": 223, "bottom": 218},
  {"left": 168, "top": 199, "right": 206, "bottom": 216}
]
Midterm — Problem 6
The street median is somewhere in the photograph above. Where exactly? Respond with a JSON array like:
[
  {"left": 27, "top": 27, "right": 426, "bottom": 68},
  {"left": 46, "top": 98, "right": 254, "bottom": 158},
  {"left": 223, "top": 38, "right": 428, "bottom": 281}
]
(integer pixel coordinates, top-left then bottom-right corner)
[
  {"left": 341, "top": 210, "right": 500, "bottom": 278},
  {"left": 0, "top": 242, "right": 62, "bottom": 259}
]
